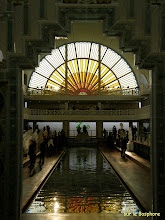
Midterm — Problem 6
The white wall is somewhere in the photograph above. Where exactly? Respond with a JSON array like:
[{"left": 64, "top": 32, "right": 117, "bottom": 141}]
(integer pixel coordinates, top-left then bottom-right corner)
[{"left": 36, "top": 122, "right": 63, "bottom": 132}]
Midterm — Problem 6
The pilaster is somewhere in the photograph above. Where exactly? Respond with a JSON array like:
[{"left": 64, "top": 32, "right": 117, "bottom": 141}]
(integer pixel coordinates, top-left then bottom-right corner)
[
  {"left": 151, "top": 63, "right": 165, "bottom": 216},
  {"left": 96, "top": 121, "right": 103, "bottom": 138},
  {"left": 63, "top": 121, "right": 69, "bottom": 137}
]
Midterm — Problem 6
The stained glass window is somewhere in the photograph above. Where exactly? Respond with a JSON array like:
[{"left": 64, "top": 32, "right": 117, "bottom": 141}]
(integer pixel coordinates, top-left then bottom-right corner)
[{"left": 29, "top": 42, "right": 138, "bottom": 95}]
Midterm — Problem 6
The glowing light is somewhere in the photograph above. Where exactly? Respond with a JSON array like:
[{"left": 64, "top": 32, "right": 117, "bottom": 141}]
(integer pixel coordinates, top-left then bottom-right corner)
[{"left": 54, "top": 201, "right": 59, "bottom": 213}]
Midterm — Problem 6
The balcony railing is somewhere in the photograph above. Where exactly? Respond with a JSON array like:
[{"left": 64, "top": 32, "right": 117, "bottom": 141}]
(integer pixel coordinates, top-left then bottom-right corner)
[
  {"left": 29, "top": 106, "right": 150, "bottom": 117},
  {"left": 25, "top": 87, "right": 139, "bottom": 96},
  {"left": 30, "top": 109, "right": 137, "bottom": 116}
]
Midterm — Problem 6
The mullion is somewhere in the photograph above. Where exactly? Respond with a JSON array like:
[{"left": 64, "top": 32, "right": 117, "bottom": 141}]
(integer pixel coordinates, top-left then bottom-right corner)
[
  {"left": 74, "top": 43, "right": 81, "bottom": 85},
  {"left": 84, "top": 43, "right": 92, "bottom": 87},
  {"left": 100, "top": 47, "right": 108, "bottom": 62},
  {"left": 67, "top": 64, "right": 79, "bottom": 89},
  {"left": 45, "top": 58, "right": 65, "bottom": 80},
  {"left": 35, "top": 71, "right": 63, "bottom": 88}
]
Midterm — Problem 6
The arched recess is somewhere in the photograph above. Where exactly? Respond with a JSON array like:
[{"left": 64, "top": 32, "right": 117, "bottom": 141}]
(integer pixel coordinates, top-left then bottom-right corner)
[
  {"left": 139, "top": 73, "right": 149, "bottom": 88},
  {"left": 0, "top": 50, "right": 3, "bottom": 62},
  {"left": 28, "top": 42, "right": 138, "bottom": 95}
]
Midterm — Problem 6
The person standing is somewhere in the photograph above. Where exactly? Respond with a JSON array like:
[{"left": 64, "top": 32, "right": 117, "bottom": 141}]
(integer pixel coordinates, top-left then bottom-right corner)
[
  {"left": 113, "top": 126, "right": 117, "bottom": 141},
  {"left": 103, "top": 128, "right": 106, "bottom": 138},
  {"left": 28, "top": 140, "right": 36, "bottom": 176},
  {"left": 121, "top": 137, "right": 127, "bottom": 158},
  {"left": 39, "top": 137, "right": 46, "bottom": 167}
]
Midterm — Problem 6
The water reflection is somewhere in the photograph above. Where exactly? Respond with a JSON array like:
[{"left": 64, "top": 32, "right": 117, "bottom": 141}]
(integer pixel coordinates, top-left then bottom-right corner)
[{"left": 27, "top": 147, "right": 139, "bottom": 213}]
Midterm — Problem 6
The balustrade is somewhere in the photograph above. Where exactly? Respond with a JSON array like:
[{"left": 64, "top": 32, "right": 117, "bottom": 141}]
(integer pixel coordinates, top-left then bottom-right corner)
[
  {"left": 26, "top": 87, "right": 139, "bottom": 96},
  {"left": 29, "top": 107, "right": 149, "bottom": 117}
]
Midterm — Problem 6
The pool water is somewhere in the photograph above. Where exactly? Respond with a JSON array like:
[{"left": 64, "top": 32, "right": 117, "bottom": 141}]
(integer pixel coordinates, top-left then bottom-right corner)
[{"left": 27, "top": 147, "right": 139, "bottom": 214}]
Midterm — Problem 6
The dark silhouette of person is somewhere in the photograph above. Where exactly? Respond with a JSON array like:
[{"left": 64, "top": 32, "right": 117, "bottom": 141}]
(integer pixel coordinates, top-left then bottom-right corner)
[
  {"left": 113, "top": 126, "right": 117, "bottom": 140},
  {"left": 103, "top": 128, "right": 106, "bottom": 138},
  {"left": 121, "top": 137, "right": 127, "bottom": 158},
  {"left": 83, "top": 125, "right": 87, "bottom": 133},
  {"left": 28, "top": 140, "right": 36, "bottom": 176},
  {"left": 77, "top": 126, "right": 81, "bottom": 134},
  {"left": 39, "top": 137, "right": 46, "bottom": 167},
  {"left": 61, "top": 129, "right": 65, "bottom": 137}
]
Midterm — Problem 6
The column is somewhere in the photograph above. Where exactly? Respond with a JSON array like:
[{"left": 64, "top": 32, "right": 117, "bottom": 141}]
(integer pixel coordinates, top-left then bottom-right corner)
[
  {"left": 63, "top": 121, "right": 69, "bottom": 138},
  {"left": 137, "top": 121, "right": 143, "bottom": 141},
  {"left": 24, "top": 2, "right": 28, "bottom": 35},
  {"left": 40, "top": 0, "right": 45, "bottom": 18},
  {"left": 33, "top": 121, "right": 37, "bottom": 131},
  {"left": 0, "top": 66, "right": 23, "bottom": 219},
  {"left": 96, "top": 121, "right": 103, "bottom": 138},
  {"left": 151, "top": 63, "right": 165, "bottom": 216},
  {"left": 24, "top": 119, "right": 29, "bottom": 130},
  {"left": 65, "top": 101, "right": 69, "bottom": 110},
  {"left": 129, "top": 121, "right": 133, "bottom": 141}
]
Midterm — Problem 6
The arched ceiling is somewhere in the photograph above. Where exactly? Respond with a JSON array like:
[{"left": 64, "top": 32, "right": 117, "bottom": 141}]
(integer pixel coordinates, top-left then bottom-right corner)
[{"left": 29, "top": 42, "right": 138, "bottom": 95}]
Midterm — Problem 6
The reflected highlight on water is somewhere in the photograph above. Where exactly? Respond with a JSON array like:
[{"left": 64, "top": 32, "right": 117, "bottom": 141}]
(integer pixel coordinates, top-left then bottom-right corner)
[{"left": 27, "top": 147, "right": 139, "bottom": 214}]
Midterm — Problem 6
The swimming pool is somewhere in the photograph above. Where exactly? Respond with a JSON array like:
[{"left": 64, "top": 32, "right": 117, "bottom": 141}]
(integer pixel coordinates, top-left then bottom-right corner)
[{"left": 27, "top": 147, "right": 139, "bottom": 214}]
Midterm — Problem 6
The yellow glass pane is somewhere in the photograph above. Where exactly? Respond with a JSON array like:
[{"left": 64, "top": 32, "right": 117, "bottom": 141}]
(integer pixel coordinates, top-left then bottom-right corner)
[
  {"left": 93, "top": 62, "right": 99, "bottom": 74},
  {"left": 59, "top": 66, "right": 65, "bottom": 75},
  {"left": 107, "top": 82, "right": 120, "bottom": 88},
  {"left": 54, "top": 70, "right": 65, "bottom": 79},
  {"left": 101, "top": 69, "right": 111, "bottom": 78},
  {"left": 102, "top": 75, "right": 116, "bottom": 83},
  {"left": 74, "top": 60, "right": 79, "bottom": 73},
  {"left": 47, "top": 80, "right": 60, "bottom": 87},
  {"left": 85, "top": 59, "right": 88, "bottom": 73},
  {"left": 80, "top": 59, "right": 83, "bottom": 73},
  {"left": 51, "top": 75, "right": 63, "bottom": 83},
  {"left": 89, "top": 60, "right": 95, "bottom": 74},
  {"left": 69, "top": 61, "right": 76, "bottom": 74}
]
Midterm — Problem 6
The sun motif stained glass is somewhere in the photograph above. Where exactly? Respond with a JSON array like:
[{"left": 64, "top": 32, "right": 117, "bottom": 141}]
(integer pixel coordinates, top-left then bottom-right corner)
[{"left": 29, "top": 42, "right": 138, "bottom": 95}]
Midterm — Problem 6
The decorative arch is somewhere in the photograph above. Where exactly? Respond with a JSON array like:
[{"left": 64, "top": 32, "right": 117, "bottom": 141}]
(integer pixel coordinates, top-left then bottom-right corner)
[{"left": 29, "top": 42, "right": 138, "bottom": 95}]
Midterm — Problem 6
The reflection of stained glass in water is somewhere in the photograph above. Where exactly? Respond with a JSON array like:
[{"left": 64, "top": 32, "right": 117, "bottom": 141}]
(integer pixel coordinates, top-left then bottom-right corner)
[
  {"left": 66, "top": 196, "right": 100, "bottom": 213},
  {"left": 27, "top": 147, "right": 140, "bottom": 214}
]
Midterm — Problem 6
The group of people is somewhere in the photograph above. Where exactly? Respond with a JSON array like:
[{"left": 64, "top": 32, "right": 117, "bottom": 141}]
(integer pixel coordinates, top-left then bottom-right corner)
[
  {"left": 23, "top": 125, "right": 67, "bottom": 176},
  {"left": 77, "top": 125, "right": 88, "bottom": 134}
]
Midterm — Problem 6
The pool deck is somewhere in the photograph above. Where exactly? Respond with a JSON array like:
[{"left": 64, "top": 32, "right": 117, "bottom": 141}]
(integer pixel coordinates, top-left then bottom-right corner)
[
  {"left": 99, "top": 146, "right": 152, "bottom": 212},
  {"left": 21, "top": 146, "right": 152, "bottom": 220},
  {"left": 22, "top": 148, "right": 67, "bottom": 212}
]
